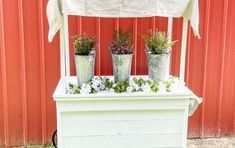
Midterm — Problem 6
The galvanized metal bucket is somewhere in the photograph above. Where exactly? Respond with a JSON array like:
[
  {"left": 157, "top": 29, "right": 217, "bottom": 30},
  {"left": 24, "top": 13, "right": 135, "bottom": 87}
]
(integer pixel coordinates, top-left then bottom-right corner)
[
  {"left": 74, "top": 51, "right": 95, "bottom": 86},
  {"left": 112, "top": 53, "right": 133, "bottom": 82},
  {"left": 147, "top": 52, "right": 170, "bottom": 82}
]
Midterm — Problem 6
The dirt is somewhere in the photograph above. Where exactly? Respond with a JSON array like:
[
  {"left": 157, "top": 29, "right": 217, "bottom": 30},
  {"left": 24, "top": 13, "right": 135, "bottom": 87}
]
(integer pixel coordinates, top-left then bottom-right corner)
[
  {"left": 3, "top": 137, "right": 235, "bottom": 148},
  {"left": 188, "top": 137, "right": 235, "bottom": 148}
]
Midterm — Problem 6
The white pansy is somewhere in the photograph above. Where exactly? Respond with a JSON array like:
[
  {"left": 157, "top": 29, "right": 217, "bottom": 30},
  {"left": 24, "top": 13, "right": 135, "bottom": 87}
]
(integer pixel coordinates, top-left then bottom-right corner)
[
  {"left": 80, "top": 83, "right": 91, "bottom": 94},
  {"left": 66, "top": 87, "right": 73, "bottom": 94},
  {"left": 91, "top": 77, "right": 103, "bottom": 91},
  {"left": 141, "top": 84, "right": 151, "bottom": 92},
  {"left": 92, "top": 77, "right": 102, "bottom": 86},
  {"left": 100, "top": 83, "right": 106, "bottom": 90},
  {"left": 109, "top": 88, "right": 115, "bottom": 93},
  {"left": 92, "top": 83, "right": 99, "bottom": 91},
  {"left": 130, "top": 80, "right": 140, "bottom": 91},
  {"left": 169, "top": 77, "right": 180, "bottom": 92},
  {"left": 126, "top": 86, "right": 133, "bottom": 93},
  {"left": 158, "top": 82, "right": 165, "bottom": 92}
]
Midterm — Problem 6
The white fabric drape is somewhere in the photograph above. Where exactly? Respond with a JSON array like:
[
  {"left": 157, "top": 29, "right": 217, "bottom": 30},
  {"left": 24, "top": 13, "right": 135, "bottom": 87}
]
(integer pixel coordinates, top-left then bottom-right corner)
[{"left": 47, "top": 0, "right": 200, "bottom": 42}]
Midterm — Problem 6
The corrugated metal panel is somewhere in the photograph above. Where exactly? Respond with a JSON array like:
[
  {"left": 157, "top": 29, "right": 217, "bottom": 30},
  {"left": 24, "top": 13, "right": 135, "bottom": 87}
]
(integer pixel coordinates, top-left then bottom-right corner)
[{"left": 0, "top": 0, "right": 235, "bottom": 146}]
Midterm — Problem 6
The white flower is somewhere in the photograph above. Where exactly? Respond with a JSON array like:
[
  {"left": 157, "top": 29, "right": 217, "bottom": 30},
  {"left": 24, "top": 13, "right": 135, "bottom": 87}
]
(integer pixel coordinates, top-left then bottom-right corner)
[
  {"left": 130, "top": 79, "right": 140, "bottom": 91},
  {"left": 109, "top": 88, "right": 115, "bottom": 93},
  {"left": 100, "top": 83, "right": 106, "bottom": 90},
  {"left": 92, "top": 77, "right": 102, "bottom": 86},
  {"left": 92, "top": 83, "right": 99, "bottom": 91},
  {"left": 80, "top": 83, "right": 91, "bottom": 94},
  {"left": 141, "top": 84, "right": 151, "bottom": 93},
  {"left": 158, "top": 82, "right": 166, "bottom": 92},
  {"left": 66, "top": 87, "right": 73, "bottom": 94},
  {"left": 169, "top": 77, "right": 180, "bottom": 92},
  {"left": 126, "top": 86, "right": 133, "bottom": 93},
  {"left": 91, "top": 77, "right": 103, "bottom": 91}
]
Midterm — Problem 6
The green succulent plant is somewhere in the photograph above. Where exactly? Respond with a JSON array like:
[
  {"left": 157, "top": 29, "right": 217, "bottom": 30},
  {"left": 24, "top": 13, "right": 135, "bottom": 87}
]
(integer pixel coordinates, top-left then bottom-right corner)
[
  {"left": 73, "top": 33, "right": 96, "bottom": 55},
  {"left": 143, "top": 29, "right": 176, "bottom": 54}
]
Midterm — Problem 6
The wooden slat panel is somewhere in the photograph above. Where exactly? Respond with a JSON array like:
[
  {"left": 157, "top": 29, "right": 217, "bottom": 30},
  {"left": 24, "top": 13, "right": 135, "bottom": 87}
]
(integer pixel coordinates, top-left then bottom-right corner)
[
  {"left": 68, "top": 16, "right": 78, "bottom": 76},
  {"left": 136, "top": 18, "right": 152, "bottom": 75},
  {"left": 62, "top": 134, "right": 182, "bottom": 148},
  {"left": 187, "top": 0, "right": 207, "bottom": 138},
  {"left": 171, "top": 18, "right": 183, "bottom": 76},
  {"left": 41, "top": 0, "right": 58, "bottom": 144},
  {"left": 220, "top": 0, "right": 235, "bottom": 136},
  {"left": 203, "top": 0, "right": 224, "bottom": 137},
  {"left": 61, "top": 110, "right": 183, "bottom": 136},
  {"left": 18, "top": 0, "right": 28, "bottom": 144},
  {"left": 100, "top": 18, "right": 115, "bottom": 75},
  {"left": 217, "top": 0, "right": 229, "bottom": 137},
  {"left": 21, "top": 0, "right": 47, "bottom": 144},
  {"left": 2, "top": 0, "right": 24, "bottom": 145},
  {"left": 0, "top": 0, "right": 8, "bottom": 146},
  {"left": 38, "top": 0, "right": 47, "bottom": 144}
]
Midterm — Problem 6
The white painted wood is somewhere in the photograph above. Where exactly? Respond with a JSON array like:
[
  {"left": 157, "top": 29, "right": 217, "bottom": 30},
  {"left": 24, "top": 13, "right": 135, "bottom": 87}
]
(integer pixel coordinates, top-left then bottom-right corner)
[
  {"left": 179, "top": 18, "right": 189, "bottom": 83},
  {"left": 59, "top": 17, "right": 66, "bottom": 77},
  {"left": 53, "top": 76, "right": 196, "bottom": 148},
  {"left": 167, "top": 17, "right": 173, "bottom": 77},
  {"left": 61, "top": 110, "right": 183, "bottom": 137},
  {"left": 62, "top": 134, "right": 182, "bottom": 148},
  {"left": 63, "top": 15, "right": 70, "bottom": 76},
  {"left": 56, "top": 107, "right": 62, "bottom": 148},
  {"left": 167, "top": 17, "right": 173, "bottom": 40},
  {"left": 182, "top": 106, "right": 189, "bottom": 147}
]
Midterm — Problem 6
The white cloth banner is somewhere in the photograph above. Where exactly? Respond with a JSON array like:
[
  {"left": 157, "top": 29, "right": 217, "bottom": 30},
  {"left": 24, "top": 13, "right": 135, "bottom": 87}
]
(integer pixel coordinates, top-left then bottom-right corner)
[{"left": 47, "top": 0, "right": 200, "bottom": 42}]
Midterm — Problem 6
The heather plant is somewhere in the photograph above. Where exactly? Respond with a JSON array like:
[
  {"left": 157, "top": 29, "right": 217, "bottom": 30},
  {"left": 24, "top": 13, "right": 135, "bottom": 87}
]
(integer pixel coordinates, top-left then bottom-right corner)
[
  {"left": 109, "top": 30, "right": 134, "bottom": 54},
  {"left": 143, "top": 29, "right": 176, "bottom": 54},
  {"left": 73, "top": 33, "right": 96, "bottom": 55}
]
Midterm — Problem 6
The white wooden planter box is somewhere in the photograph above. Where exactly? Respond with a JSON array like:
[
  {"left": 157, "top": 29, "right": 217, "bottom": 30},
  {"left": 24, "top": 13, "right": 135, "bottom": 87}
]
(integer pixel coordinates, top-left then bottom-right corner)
[{"left": 53, "top": 76, "right": 200, "bottom": 148}]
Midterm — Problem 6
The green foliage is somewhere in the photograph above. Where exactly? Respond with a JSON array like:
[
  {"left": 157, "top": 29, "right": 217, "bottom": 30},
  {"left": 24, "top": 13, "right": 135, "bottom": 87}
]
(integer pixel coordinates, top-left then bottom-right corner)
[
  {"left": 147, "top": 80, "right": 159, "bottom": 92},
  {"left": 109, "top": 30, "right": 134, "bottom": 54},
  {"left": 143, "top": 29, "right": 176, "bottom": 54},
  {"left": 69, "top": 83, "right": 81, "bottom": 93},
  {"left": 114, "top": 80, "right": 129, "bottom": 93},
  {"left": 103, "top": 78, "right": 113, "bottom": 89},
  {"left": 133, "top": 77, "right": 145, "bottom": 87},
  {"left": 73, "top": 33, "right": 96, "bottom": 55}
]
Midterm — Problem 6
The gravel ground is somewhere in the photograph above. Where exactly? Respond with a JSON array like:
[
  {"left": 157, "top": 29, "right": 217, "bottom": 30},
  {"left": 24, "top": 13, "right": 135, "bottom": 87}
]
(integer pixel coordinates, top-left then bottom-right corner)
[
  {"left": 3, "top": 137, "right": 235, "bottom": 148},
  {"left": 188, "top": 137, "right": 235, "bottom": 148}
]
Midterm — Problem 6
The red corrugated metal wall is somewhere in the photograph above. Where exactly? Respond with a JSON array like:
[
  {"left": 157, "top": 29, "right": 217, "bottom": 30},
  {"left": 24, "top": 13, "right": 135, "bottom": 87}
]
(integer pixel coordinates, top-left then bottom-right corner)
[{"left": 0, "top": 0, "right": 235, "bottom": 146}]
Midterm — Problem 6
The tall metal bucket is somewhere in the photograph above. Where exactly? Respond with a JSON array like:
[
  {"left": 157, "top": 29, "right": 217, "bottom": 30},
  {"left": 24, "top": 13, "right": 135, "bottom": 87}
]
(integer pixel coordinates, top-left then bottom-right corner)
[
  {"left": 74, "top": 52, "right": 95, "bottom": 86},
  {"left": 147, "top": 52, "right": 170, "bottom": 82},
  {"left": 112, "top": 54, "right": 133, "bottom": 82}
]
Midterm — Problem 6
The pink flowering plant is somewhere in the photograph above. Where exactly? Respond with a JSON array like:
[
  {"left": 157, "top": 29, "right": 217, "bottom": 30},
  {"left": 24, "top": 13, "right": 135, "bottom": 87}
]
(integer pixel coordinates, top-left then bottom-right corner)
[{"left": 109, "top": 30, "right": 134, "bottom": 54}]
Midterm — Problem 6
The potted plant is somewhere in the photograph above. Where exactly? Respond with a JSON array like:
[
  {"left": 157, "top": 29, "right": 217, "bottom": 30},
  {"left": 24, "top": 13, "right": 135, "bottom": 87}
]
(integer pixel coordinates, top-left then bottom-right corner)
[
  {"left": 73, "top": 33, "right": 96, "bottom": 86},
  {"left": 109, "top": 30, "right": 134, "bottom": 82},
  {"left": 143, "top": 29, "right": 176, "bottom": 82}
]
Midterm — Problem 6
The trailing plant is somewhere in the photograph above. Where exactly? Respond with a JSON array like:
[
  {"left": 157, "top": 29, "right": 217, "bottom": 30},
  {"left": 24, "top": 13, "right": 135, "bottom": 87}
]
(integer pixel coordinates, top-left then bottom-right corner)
[
  {"left": 143, "top": 29, "right": 176, "bottom": 54},
  {"left": 66, "top": 76, "right": 180, "bottom": 94},
  {"left": 114, "top": 80, "right": 129, "bottom": 93},
  {"left": 73, "top": 33, "right": 96, "bottom": 55},
  {"left": 109, "top": 30, "right": 134, "bottom": 54}
]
